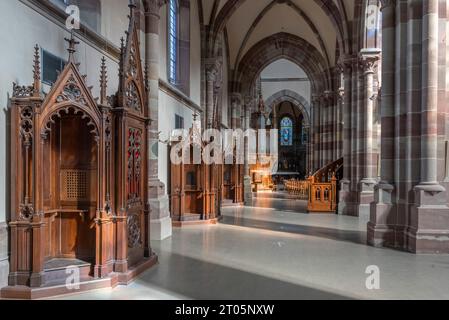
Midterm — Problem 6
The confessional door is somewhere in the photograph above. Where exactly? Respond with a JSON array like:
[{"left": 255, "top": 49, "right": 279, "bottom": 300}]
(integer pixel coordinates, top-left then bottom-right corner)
[
  {"left": 42, "top": 111, "right": 97, "bottom": 267},
  {"left": 183, "top": 164, "right": 203, "bottom": 216},
  {"left": 222, "top": 164, "right": 235, "bottom": 202}
]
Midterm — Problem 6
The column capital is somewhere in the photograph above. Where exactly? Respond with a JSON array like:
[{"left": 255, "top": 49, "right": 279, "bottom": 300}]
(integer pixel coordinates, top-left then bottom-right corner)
[
  {"left": 311, "top": 94, "right": 321, "bottom": 105},
  {"left": 338, "top": 54, "right": 357, "bottom": 74},
  {"left": 144, "top": 0, "right": 167, "bottom": 15},
  {"left": 337, "top": 88, "right": 345, "bottom": 102},
  {"left": 380, "top": 0, "right": 396, "bottom": 11},
  {"left": 321, "top": 91, "right": 337, "bottom": 104},
  {"left": 359, "top": 48, "right": 381, "bottom": 75},
  {"left": 205, "top": 58, "right": 222, "bottom": 82},
  {"left": 230, "top": 93, "right": 242, "bottom": 105}
]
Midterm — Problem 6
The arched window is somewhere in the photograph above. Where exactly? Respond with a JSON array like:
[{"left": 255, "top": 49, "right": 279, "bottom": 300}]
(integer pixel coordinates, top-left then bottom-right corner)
[
  {"left": 168, "top": 0, "right": 178, "bottom": 84},
  {"left": 280, "top": 117, "right": 293, "bottom": 146}
]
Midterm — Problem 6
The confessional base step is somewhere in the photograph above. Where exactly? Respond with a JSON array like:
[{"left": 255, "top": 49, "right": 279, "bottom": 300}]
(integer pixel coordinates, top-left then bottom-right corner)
[
  {"left": 44, "top": 258, "right": 91, "bottom": 270},
  {"left": 172, "top": 215, "right": 221, "bottom": 227},
  {"left": 0, "top": 254, "right": 158, "bottom": 300},
  {"left": 307, "top": 209, "right": 337, "bottom": 214},
  {"left": 44, "top": 258, "right": 93, "bottom": 284}
]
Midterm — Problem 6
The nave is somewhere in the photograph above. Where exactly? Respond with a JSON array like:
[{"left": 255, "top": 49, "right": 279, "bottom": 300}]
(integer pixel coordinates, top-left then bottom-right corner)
[{"left": 53, "top": 199, "right": 449, "bottom": 300}]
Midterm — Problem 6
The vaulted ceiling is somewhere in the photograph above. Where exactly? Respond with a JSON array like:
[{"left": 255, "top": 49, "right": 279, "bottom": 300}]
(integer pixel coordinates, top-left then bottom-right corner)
[{"left": 199, "top": 0, "right": 356, "bottom": 70}]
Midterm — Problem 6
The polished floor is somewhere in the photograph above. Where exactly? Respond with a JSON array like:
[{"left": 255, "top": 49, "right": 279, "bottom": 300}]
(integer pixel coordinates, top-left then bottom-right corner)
[{"left": 53, "top": 196, "right": 449, "bottom": 300}]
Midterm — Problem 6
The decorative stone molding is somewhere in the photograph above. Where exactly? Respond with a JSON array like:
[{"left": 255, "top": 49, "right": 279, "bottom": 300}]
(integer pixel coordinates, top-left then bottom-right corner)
[
  {"left": 144, "top": 0, "right": 167, "bottom": 15},
  {"left": 205, "top": 58, "right": 222, "bottom": 82},
  {"left": 337, "top": 88, "right": 345, "bottom": 102},
  {"left": 359, "top": 48, "right": 381, "bottom": 75}
]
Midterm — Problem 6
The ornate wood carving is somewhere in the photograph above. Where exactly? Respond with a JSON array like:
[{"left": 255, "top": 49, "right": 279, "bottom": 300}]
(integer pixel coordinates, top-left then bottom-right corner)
[
  {"left": 3, "top": 5, "right": 155, "bottom": 299},
  {"left": 169, "top": 117, "right": 221, "bottom": 225}
]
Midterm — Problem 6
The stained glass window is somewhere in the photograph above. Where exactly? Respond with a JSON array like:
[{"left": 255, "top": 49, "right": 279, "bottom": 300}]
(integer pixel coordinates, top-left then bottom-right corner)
[
  {"left": 280, "top": 117, "right": 293, "bottom": 146},
  {"left": 168, "top": 0, "right": 178, "bottom": 84}
]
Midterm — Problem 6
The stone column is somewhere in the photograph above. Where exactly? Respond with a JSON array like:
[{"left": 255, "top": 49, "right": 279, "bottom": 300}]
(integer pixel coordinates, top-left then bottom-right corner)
[
  {"left": 338, "top": 56, "right": 353, "bottom": 215},
  {"left": 410, "top": 0, "right": 449, "bottom": 253},
  {"left": 205, "top": 59, "right": 220, "bottom": 129},
  {"left": 351, "top": 58, "right": 360, "bottom": 207},
  {"left": 325, "top": 91, "right": 333, "bottom": 164},
  {"left": 330, "top": 92, "right": 335, "bottom": 163},
  {"left": 322, "top": 92, "right": 329, "bottom": 165},
  {"left": 312, "top": 95, "right": 320, "bottom": 172},
  {"left": 319, "top": 94, "right": 326, "bottom": 168},
  {"left": 243, "top": 96, "right": 253, "bottom": 205},
  {"left": 230, "top": 93, "right": 242, "bottom": 129},
  {"left": 357, "top": 49, "right": 381, "bottom": 218},
  {"left": 336, "top": 87, "right": 344, "bottom": 159},
  {"left": 368, "top": 0, "right": 395, "bottom": 244},
  {"left": 144, "top": 0, "right": 172, "bottom": 240}
]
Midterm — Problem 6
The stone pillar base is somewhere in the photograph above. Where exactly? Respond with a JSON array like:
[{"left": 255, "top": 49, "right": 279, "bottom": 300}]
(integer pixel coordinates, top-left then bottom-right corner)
[
  {"left": 407, "top": 185, "right": 449, "bottom": 254},
  {"left": 337, "top": 180, "right": 353, "bottom": 215},
  {"left": 150, "top": 215, "right": 172, "bottom": 241},
  {"left": 0, "top": 222, "right": 9, "bottom": 289},
  {"left": 148, "top": 180, "right": 172, "bottom": 241},
  {"left": 367, "top": 183, "right": 395, "bottom": 248},
  {"left": 243, "top": 176, "right": 253, "bottom": 206},
  {"left": 356, "top": 180, "right": 376, "bottom": 219}
]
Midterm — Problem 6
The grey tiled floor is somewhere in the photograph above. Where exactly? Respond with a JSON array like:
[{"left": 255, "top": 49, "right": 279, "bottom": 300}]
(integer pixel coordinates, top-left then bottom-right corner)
[{"left": 53, "top": 198, "right": 449, "bottom": 300}]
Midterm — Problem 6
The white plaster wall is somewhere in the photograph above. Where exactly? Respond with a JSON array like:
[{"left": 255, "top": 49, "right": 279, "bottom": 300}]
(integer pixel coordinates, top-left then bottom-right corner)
[
  {"left": 0, "top": 0, "right": 125, "bottom": 224},
  {"left": 100, "top": 0, "right": 129, "bottom": 47},
  {"left": 260, "top": 59, "right": 311, "bottom": 104},
  {"left": 157, "top": 2, "right": 202, "bottom": 190},
  {"left": 157, "top": 92, "right": 194, "bottom": 189}
]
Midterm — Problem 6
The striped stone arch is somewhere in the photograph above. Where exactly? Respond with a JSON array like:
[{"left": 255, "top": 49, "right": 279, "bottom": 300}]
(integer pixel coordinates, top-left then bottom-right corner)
[
  {"left": 234, "top": 33, "right": 330, "bottom": 96},
  {"left": 264, "top": 90, "right": 311, "bottom": 127}
]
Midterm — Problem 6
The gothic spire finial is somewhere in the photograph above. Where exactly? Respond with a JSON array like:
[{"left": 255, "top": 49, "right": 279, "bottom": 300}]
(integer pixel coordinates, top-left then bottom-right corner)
[
  {"left": 64, "top": 30, "right": 79, "bottom": 62},
  {"left": 33, "top": 44, "right": 41, "bottom": 96},
  {"left": 100, "top": 56, "right": 108, "bottom": 105}
]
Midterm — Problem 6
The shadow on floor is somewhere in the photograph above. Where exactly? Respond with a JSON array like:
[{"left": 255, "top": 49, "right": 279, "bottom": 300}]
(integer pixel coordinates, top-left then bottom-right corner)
[
  {"left": 220, "top": 215, "right": 367, "bottom": 246},
  {"left": 250, "top": 198, "right": 309, "bottom": 212},
  {"left": 137, "top": 252, "right": 352, "bottom": 300}
]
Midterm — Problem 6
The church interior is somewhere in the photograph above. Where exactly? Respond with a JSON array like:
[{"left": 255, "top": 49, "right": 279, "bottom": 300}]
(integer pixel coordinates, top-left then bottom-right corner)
[{"left": 1, "top": 0, "right": 449, "bottom": 300}]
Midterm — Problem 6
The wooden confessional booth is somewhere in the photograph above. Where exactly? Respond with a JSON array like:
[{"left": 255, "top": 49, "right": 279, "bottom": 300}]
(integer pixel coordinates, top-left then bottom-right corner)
[
  {"left": 221, "top": 154, "right": 244, "bottom": 206},
  {"left": 170, "top": 119, "right": 221, "bottom": 226},
  {"left": 2, "top": 7, "right": 156, "bottom": 299}
]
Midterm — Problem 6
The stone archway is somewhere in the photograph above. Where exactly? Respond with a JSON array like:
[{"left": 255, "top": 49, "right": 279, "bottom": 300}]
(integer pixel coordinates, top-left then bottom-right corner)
[
  {"left": 234, "top": 33, "right": 330, "bottom": 96},
  {"left": 264, "top": 90, "right": 312, "bottom": 177},
  {"left": 264, "top": 90, "right": 311, "bottom": 127}
]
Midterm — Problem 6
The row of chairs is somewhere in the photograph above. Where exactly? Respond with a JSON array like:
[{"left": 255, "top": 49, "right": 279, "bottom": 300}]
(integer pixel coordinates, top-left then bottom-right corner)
[{"left": 284, "top": 179, "right": 309, "bottom": 199}]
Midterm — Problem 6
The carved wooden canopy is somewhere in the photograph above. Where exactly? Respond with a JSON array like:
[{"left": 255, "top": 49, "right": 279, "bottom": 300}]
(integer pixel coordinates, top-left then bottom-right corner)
[{"left": 117, "top": 3, "right": 148, "bottom": 117}]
